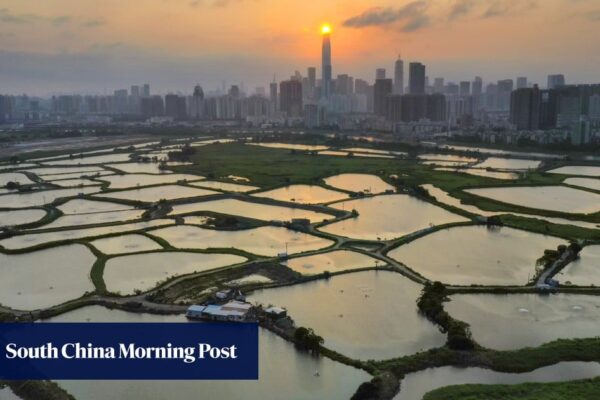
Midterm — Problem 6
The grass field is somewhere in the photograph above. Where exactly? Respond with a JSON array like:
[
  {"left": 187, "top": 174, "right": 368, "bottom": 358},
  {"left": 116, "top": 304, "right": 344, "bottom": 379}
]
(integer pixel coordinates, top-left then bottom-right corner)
[
  {"left": 423, "top": 376, "right": 600, "bottom": 400},
  {"left": 171, "top": 142, "right": 412, "bottom": 188}
]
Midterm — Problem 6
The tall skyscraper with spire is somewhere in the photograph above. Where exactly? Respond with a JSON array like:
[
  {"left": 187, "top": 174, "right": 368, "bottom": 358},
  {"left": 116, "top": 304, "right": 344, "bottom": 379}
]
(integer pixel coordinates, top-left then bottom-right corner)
[
  {"left": 321, "top": 24, "right": 332, "bottom": 99},
  {"left": 394, "top": 56, "right": 404, "bottom": 95}
]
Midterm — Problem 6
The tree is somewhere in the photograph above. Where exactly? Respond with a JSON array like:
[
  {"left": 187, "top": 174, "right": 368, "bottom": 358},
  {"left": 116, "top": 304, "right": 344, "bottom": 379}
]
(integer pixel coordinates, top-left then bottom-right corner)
[
  {"left": 294, "top": 327, "right": 324, "bottom": 352},
  {"left": 5, "top": 181, "right": 20, "bottom": 190}
]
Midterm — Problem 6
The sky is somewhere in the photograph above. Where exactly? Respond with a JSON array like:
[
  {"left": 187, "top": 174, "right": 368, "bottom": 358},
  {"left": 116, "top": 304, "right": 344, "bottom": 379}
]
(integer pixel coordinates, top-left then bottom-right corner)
[{"left": 0, "top": 0, "right": 599, "bottom": 96}]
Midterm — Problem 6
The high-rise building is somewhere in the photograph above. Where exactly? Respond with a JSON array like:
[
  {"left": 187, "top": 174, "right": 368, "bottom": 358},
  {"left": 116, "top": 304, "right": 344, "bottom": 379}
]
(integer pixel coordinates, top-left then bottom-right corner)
[
  {"left": 336, "top": 74, "right": 351, "bottom": 95},
  {"left": 433, "top": 78, "right": 444, "bottom": 94},
  {"left": 409, "top": 62, "right": 426, "bottom": 95},
  {"left": 445, "top": 83, "right": 459, "bottom": 96},
  {"left": 496, "top": 79, "right": 514, "bottom": 111},
  {"left": 373, "top": 78, "right": 392, "bottom": 117},
  {"left": 516, "top": 77, "right": 528, "bottom": 89},
  {"left": 589, "top": 94, "right": 600, "bottom": 122},
  {"left": 189, "top": 84, "right": 205, "bottom": 120},
  {"left": 142, "top": 84, "right": 150, "bottom": 97},
  {"left": 130, "top": 85, "right": 140, "bottom": 98},
  {"left": 472, "top": 77, "right": 483, "bottom": 96},
  {"left": 141, "top": 95, "right": 164, "bottom": 119},
  {"left": 280, "top": 79, "right": 303, "bottom": 117},
  {"left": 304, "top": 104, "right": 320, "bottom": 128},
  {"left": 459, "top": 81, "right": 471, "bottom": 96},
  {"left": 394, "top": 57, "right": 404, "bottom": 95},
  {"left": 510, "top": 85, "right": 541, "bottom": 130},
  {"left": 269, "top": 81, "right": 278, "bottom": 114},
  {"left": 321, "top": 26, "right": 332, "bottom": 99},
  {"left": 228, "top": 85, "right": 241, "bottom": 99},
  {"left": 547, "top": 74, "right": 565, "bottom": 89},
  {"left": 307, "top": 67, "right": 316, "bottom": 99},
  {"left": 376, "top": 68, "right": 386, "bottom": 80},
  {"left": 165, "top": 94, "right": 187, "bottom": 120}
]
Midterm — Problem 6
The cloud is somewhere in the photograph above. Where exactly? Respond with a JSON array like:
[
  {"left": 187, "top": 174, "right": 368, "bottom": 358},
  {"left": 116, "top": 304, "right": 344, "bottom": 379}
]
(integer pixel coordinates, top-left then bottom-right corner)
[
  {"left": 588, "top": 10, "right": 600, "bottom": 20},
  {"left": 82, "top": 18, "right": 105, "bottom": 28},
  {"left": 343, "top": 1, "right": 430, "bottom": 31},
  {"left": 0, "top": 8, "right": 38, "bottom": 24},
  {"left": 482, "top": 0, "right": 537, "bottom": 19},
  {"left": 449, "top": 0, "right": 476, "bottom": 20},
  {"left": 52, "top": 15, "right": 71, "bottom": 26}
]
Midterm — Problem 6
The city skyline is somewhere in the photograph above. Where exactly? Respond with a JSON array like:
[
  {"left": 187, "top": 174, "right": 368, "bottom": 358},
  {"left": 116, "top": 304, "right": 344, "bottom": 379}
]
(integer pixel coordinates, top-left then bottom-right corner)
[{"left": 1, "top": 0, "right": 599, "bottom": 95}]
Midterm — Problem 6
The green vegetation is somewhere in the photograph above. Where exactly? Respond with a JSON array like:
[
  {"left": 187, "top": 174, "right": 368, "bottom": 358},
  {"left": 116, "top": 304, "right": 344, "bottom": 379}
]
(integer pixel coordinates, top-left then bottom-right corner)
[
  {"left": 172, "top": 142, "right": 407, "bottom": 187},
  {"left": 0, "top": 380, "right": 74, "bottom": 400},
  {"left": 500, "top": 215, "right": 600, "bottom": 241},
  {"left": 417, "top": 282, "right": 475, "bottom": 350},
  {"left": 423, "top": 376, "right": 600, "bottom": 400},
  {"left": 293, "top": 326, "right": 324, "bottom": 352}
]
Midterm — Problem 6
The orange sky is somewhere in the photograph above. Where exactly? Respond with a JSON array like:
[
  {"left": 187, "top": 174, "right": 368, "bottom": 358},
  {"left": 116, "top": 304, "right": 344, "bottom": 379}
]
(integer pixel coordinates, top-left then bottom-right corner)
[{"left": 1, "top": 0, "right": 599, "bottom": 94}]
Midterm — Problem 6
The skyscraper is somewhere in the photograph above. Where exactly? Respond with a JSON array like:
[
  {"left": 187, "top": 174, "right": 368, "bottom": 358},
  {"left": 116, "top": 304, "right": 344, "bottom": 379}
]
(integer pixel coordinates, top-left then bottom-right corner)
[
  {"left": 409, "top": 62, "right": 426, "bottom": 95},
  {"left": 376, "top": 68, "right": 386, "bottom": 80},
  {"left": 459, "top": 81, "right": 471, "bottom": 96},
  {"left": 307, "top": 67, "right": 316, "bottom": 98},
  {"left": 510, "top": 85, "right": 541, "bottom": 130},
  {"left": 472, "top": 77, "right": 483, "bottom": 96},
  {"left": 189, "top": 84, "right": 204, "bottom": 120},
  {"left": 547, "top": 74, "right": 565, "bottom": 89},
  {"left": 394, "top": 57, "right": 404, "bottom": 95},
  {"left": 321, "top": 25, "right": 332, "bottom": 99},
  {"left": 517, "top": 77, "right": 528, "bottom": 89},
  {"left": 373, "top": 78, "right": 392, "bottom": 117},
  {"left": 280, "top": 79, "right": 303, "bottom": 117},
  {"left": 433, "top": 78, "right": 444, "bottom": 94}
]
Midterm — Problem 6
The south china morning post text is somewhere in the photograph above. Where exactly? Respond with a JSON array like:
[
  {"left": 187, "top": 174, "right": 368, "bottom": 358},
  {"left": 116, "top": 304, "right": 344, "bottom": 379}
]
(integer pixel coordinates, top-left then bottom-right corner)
[
  {"left": 0, "top": 322, "right": 259, "bottom": 380},
  {"left": 5, "top": 341, "right": 239, "bottom": 364}
]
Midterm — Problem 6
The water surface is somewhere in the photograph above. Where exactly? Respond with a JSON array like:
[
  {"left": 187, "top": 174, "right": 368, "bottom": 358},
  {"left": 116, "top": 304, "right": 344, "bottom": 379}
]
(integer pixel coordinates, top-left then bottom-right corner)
[
  {"left": 42, "top": 153, "right": 132, "bottom": 165},
  {"left": 446, "top": 293, "right": 600, "bottom": 349},
  {"left": 474, "top": 157, "right": 540, "bottom": 170},
  {"left": 149, "top": 225, "right": 333, "bottom": 256},
  {"left": 395, "top": 362, "right": 600, "bottom": 400},
  {"left": 254, "top": 184, "right": 347, "bottom": 204},
  {"left": 247, "top": 142, "right": 328, "bottom": 151},
  {"left": 104, "top": 251, "right": 246, "bottom": 294},
  {"left": 90, "top": 234, "right": 162, "bottom": 254},
  {"left": 320, "top": 195, "right": 468, "bottom": 241},
  {"left": 388, "top": 226, "right": 563, "bottom": 286},
  {"left": 558, "top": 245, "right": 600, "bottom": 286},
  {"left": 0, "top": 187, "right": 98, "bottom": 208},
  {"left": 323, "top": 173, "right": 394, "bottom": 194},
  {"left": 418, "top": 154, "right": 478, "bottom": 163},
  {"left": 548, "top": 166, "right": 600, "bottom": 176},
  {"left": 95, "top": 185, "right": 218, "bottom": 202},
  {"left": 0, "top": 172, "right": 35, "bottom": 186},
  {"left": 190, "top": 181, "right": 259, "bottom": 192},
  {"left": 466, "top": 186, "right": 600, "bottom": 214},
  {"left": 0, "top": 219, "right": 173, "bottom": 249},
  {"left": 0, "top": 244, "right": 95, "bottom": 310},
  {"left": 564, "top": 177, "right": 600, "bottom": 191},
  {"left": 435, "top": 168, "right": 518, "bottom": 180},
  {"left": 100, "top": 173, "right": 204, "bottom": 189},
  {"left": 249, "top": 271, "right": 446, "bottom": 360},
  {"left": 285, "top": 250, "right": 380, "bottom": 275},
  {"left": 0, "top": 209, "right": 47, "bottom": 226},
  {"left": 51, "top": 306, "right": 369, "bottom": 400},
  {"left": 171, "top": 198, "right": 332, "bottom": 222}
]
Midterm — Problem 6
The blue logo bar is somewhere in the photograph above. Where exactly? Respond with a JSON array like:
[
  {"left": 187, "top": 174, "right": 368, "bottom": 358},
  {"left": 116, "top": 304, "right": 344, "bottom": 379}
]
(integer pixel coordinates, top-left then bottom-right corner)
[{"left": 0, "top": 323, "right": 259, "bottom": 380}]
